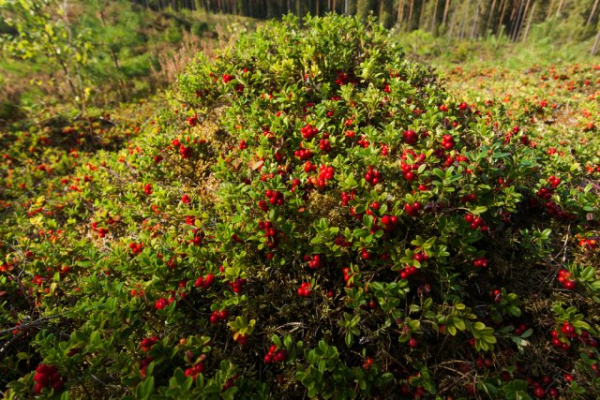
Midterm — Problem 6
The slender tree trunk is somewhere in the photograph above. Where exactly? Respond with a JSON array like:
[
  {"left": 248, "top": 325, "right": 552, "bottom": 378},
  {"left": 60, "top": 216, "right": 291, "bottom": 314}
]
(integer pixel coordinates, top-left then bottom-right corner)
[
  {"left": 408, "top": 0, "right": 414, "bottom": 29},
  {"left": 431, "top": 0, "right": 439, "bottom": 31},
  {"left": 397, "top": 0, "right": 405, "bottom": 27},
  {"left": 522, "top": 1, "right": 536, "bottom": 42},
  {"left": 547, "top": 0, "right": 555, "bottom": 17},
  {"left": 587, "top": 0, "right": 600, "bottom": 26},
  {"left": 510, "top": 0, "right": 523, "bottom": 41},
  {"left": 470, "top": 0, "right": 481, "bottom": 39},
  {"left": 513, "top": 0, "right": 530, "bottom": 41},
  {"left": 498, "top": 0, "right": 509, "bottom": 34},
  {"left": 485, "top": 0, "right": 497, "bottom": 33},
  {"left": 556, "top": 0, "right": 564, "bottom": 16},
  {"left": 592, "top": 26, "right": 600, "bottom": 55},
  {"left": 459, "top": 0, "right": 469, "bottom": 38},
  {"left": 442, "top": 0, "right": 450, "bottom": 26},
  {"left": 419, "top": 0, "right": 427, "bottom": 30}
]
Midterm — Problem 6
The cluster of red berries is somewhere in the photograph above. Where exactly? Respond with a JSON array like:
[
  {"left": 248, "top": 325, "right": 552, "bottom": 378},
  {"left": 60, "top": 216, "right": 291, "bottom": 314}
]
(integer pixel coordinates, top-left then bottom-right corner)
[
  {"left": 412, "top": 251, "right": 429, "bottom": 264},
  {"left": 265, "top": 190, "right": 284, "bottom": 206},
  {"left": 155, "top": 296, "right": 175, "bottom": 310},
  {"left": 399, "top": 265, "right": 418, "bottom": 280},
  {"left": 579, "top": 237, "right": 598, "bottom": 250},
  {"left": 543, "top": 200, "right": 571, "bottom": 220},
  {"left": 294, "top": 147, "right": 312, "bottom": 160},
  {"left": 140, "top": 357, "right": 153, "bottom": 378},
  {"left": 33, "top": 364, "right": 64, "bottom": 395},
  {"left": 404, "top": 201, "right": 422, "bottom": 217},
  {"left": 340, "top": 190, "right": 356, "bottom": 206},
  {"left": 258, "top": 220, "right": 280, "bottom": 249},
  {"left": 129, "top": 242, "right": 143, "bottom": 255},
  {"left": 184, "top": 362, "right": 205, "bottom": 379},
  {"left": 229, "top": 278, "right": 246, "bottom": 294},
  {"left": 300, "top": 124, "right": 318, "bottom": 139},
  {"left": 461, "top": 193, "right": 477, "bottom": 204},
  {"left": 472, "top": 257, "right": 489, "bottom": 268},
  {"left": 334, "top": 235, "right": 352, "bottom": 247},
  {"left": 209, "top": 309, "right": 228, "bottom": 324},
  {"left": 551, "top": 321, "right": 577, "bottom": 351},
  {"left": 319, "top": 138, "right": 331, "bottom": 152},
  {"left": 304, "top": 254, "right": 322, "bottom": 269},
  {"left": 514, "top": 323, "right": 528, "bottom": 335},
  {"left": 536, "top": 186, "right": 553, "bottom": 200},
  {"left": 557, "top": 269, "right": 576, "bottom": 290},
  {"left": 400, "top": 160, "right": 420, "bottom": 181},
  {"left": 362, "top": 357, "right": 374, "bottom": 371},
  {"left": 238, "top": 140, "right": 247, "bottom": 150},
  {"left": 303, "top": 161, "right": 317, "bottom": 173},
  {"left": 140, "top": 336, "right": 158, "bottom": 352},
  {"left": 318, "top": 164, "right": 335, "bottom": 181},
  {"left": 264, "top": 345, "right": 288, "bottom": 364},
  {"left": 365, "top": 166, "right": 381, "bottom": 185},
  {"left": 190, "top": 229, "right": 203, "bottom": 246},
  {"left": 464, "top": 214, "right": 489, "bottom": 232},
  {"left": 144, "top": 183, "right": 152, "bottom": 195},
  {"left": 335, "top": 71, "right": 351, "bottom": 85},
  {"left": 179, "top": 144, "right": 192, "bottom": 159},
  {"left": 92, "top": 222, "right": 109, "bottom": 238},
  {"left": 297, "top": 282, "right": 312, "bottom": 297},
  {"left": 357, "top": 135, "right": 370, "bottom": 148},
  {"left": 194, "top": 273, "right": 215, "bottom": 289},
  {"left": 403, "top": 129, "right": 418, "bottom": 145},
  {"left": 222, "top": 74, "right": 234, "bottom": 84},
  {"left": 186, "top": 114, "right": 198, "bottom": 126},
  {"left": 181, "top": 194, "right": 191, "bottom": 204},
  {"left": 440, "top": 134, "right": 455, "bottom": 150},
  {"left": 380, "top": 214, "right": 399, "bottom": 231},
  {"left": 547, "top": 175, "right": 561, "bottom": 188},
  {"left": 530, "top": 376, "right": 559, "bottom": 399}
]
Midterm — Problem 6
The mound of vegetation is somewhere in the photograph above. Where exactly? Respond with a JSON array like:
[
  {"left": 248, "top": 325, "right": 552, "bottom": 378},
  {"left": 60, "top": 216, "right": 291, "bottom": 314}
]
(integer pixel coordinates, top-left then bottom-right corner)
[{"left": 2, "top": 14, "right": 600, "bottom": 399}]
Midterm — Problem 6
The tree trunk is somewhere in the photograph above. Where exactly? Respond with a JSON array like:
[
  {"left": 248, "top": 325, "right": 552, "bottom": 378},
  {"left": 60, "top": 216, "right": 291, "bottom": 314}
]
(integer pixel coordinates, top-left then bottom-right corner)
[
  {"left": 513, "top": 0, "right": 530, "bottom": 41},
  {"left": 469, "top": 0, "right": 481, "bottom": 39},
  {"left": 498, "top": 0, "right": 509, "bottom": 34},
  {"left": 442, "top": 0, "right": 450, "bottom": 26},
  {"left": 418, "top": 0, "right": 427, "bottom": 30},
  {"left": 522, "top": 1, "right": 536, "bottom": 42},
  {"left": 510, "top": 0, "right": 523, "bottom": 41},
  {"left": 587, "top": 0, "right": 600, "bottom": 26},
  {"left": 592, "top": 26, "right": 600, "bottom": 55},
  {"left": 485, "top": 0, "right": 497, "bottom": 33},
  {"left": 408, "top": 0, "right": 414, "bottom": 29},
  {"left": 556, "top": 0, "right": 565, "bottom": 16},
  {"left": 431, "top": 0, "right": 439, "bottom": 31},
  {"left": 397, "top": 0, "right": 405, "bottom": 27},
  {"left": 459, "top": 0, "right": 469, "bottom": 38}
]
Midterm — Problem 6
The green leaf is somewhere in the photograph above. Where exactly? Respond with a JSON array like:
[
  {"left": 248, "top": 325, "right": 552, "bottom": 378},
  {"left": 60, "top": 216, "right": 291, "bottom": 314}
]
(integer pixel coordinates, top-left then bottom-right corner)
[{"left": 136, "top": 377, "right": 154, "bottom": 400}]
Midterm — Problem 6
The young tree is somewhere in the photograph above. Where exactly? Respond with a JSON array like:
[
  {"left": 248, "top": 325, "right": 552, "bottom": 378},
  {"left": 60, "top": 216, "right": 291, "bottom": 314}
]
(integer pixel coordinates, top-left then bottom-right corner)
[{"left": 0, "top": 0, "right": 93, "bottom": 114}]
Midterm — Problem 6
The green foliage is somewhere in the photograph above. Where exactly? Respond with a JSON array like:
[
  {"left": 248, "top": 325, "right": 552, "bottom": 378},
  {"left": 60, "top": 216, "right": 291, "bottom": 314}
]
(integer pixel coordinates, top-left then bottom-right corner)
[{"left": 2, "top": 12, "right": 600, "bottom": 400}]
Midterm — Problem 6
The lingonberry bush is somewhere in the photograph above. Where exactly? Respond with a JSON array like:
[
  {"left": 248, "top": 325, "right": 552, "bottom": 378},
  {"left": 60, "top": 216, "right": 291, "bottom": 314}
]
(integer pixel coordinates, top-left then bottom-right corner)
[{"left": 2, "top": 14, "right": 600, "bottom": 399}]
